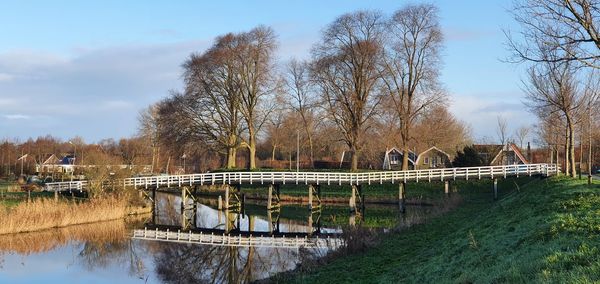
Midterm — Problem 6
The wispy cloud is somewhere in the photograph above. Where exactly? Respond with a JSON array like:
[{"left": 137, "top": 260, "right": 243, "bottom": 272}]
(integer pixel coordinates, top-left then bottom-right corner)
[{"left": 3, "top": 114, "right": 31, "bottom": 120}]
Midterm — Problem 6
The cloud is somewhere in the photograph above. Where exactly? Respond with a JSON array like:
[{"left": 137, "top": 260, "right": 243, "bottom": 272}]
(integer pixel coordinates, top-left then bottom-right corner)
[
  {"left": 449, "top": 94, "right": 536, "bottom": 142},
  {"left": 0, "top": 40, "right": 210, "bottom": 141},
  {"left": 3, "top": 114, "right": 31, "bottom": 120},
  {"left": 0, "top": 73, "right": 14, "bottom": 82}
]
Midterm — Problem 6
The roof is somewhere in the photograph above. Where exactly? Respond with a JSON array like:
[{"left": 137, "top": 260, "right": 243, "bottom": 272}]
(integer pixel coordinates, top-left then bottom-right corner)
[
  {"left": 415, "top": 146, "right": 451, "bottom": 165},
  {"left": 42, "top": 154, "right": 60, "bottom": 165},
  {"left": 384, "top": 147, "right": 417, "bottom": 164},
  {"left": 490, "top": 143, "right": 529, "bottom": 164}
]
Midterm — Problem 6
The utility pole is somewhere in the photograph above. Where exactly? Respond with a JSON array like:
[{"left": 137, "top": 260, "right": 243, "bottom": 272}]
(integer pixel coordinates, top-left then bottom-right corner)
[{"left": 296, "top": 129, "right": 300, "bottom": 172}]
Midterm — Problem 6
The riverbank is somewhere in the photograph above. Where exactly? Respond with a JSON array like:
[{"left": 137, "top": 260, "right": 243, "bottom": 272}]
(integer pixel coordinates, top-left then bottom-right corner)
[
  {"left": 0, "top": 196, "right": 151, "bottom": 235},
  {"left": 276, "top": 176, "right": 600, "bottom": 283}
]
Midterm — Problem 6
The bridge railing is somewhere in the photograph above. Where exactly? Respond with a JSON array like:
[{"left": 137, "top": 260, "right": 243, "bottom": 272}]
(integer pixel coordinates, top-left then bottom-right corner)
[{"left": 46, "top": 163, "right": 558, "bottom": 191}]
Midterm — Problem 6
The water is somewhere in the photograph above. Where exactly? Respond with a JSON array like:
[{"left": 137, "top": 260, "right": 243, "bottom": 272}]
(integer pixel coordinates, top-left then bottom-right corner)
[{"left": 0, "top": 192, "right": 432, "bottom": 283}]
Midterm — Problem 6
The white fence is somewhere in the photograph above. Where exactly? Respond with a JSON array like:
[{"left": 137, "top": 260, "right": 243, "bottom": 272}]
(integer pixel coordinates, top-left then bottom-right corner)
[
  {"left": 45, "top": 163, "right": 558, "bottom": 191},
  {"left": 132, "top": 228, "right": 342, "bottom": 249}
]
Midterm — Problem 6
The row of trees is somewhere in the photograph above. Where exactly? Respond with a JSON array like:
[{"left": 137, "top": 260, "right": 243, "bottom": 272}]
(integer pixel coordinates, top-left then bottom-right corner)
[
  {"left": 508, "top": 0, "right": 600, "bottom": 179},
  {"left": 144, "top": 4, "right": 469, "bottom": 171}
]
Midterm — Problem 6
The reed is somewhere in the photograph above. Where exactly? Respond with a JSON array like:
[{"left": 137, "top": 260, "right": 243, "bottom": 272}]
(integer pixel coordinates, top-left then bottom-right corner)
[
  {"left": 0, "top": 197, "right": 130, "bottom": 235},
  {"left": 0, "top": 219, "right": 127, "bottom": 255}
]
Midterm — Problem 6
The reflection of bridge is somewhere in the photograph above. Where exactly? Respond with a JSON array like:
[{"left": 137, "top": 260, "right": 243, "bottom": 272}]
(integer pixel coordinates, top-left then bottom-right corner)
[{"left": 133, "top": 227, "right": 342, "bottom": 249}]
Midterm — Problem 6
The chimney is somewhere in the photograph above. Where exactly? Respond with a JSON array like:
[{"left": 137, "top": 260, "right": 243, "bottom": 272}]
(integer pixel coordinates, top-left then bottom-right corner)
[{"left": 527, "top": 142, "right": 531, "bottom": 163}]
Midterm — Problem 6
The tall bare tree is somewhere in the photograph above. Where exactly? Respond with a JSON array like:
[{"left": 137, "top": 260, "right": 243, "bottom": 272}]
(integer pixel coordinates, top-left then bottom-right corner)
[
  {"left": 524, "top": 60, "right": 585, "bottom": 177},
  {"left": 285, "top": 59, "right": 318, "bottom": 167},
  {"left": 514, "top": 125, "right": 531, "bottom": 149},
  {"left": 496, "top": 115, "right": 509, "bottom": 146},
  {"left": 508, "top": 0, "right": 600, "bottom": 68},
  {"left": 311, "top": 11, "right": 385, "bottom": 171},
  {"left": 138, "top": 103, "right": 162, "bottom": 173},
  {"left": 235, "top": 26, "right": 279, "bottom": 170},
  {"left": 381, "top": 4, "right": 445, "bottom": 170}
]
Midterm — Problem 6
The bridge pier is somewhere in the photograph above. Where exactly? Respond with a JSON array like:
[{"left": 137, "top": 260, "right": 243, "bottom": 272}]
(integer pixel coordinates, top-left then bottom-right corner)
[
  {"left": 224, "top": 184, "right": 242, "bottom": 211},
  {"left": 308, "top": 184, "right": 321, "bottom": 211},
  {"left": 180, "top": 186, "right": 197, "bottom": 230},
  {"left": 267, "top": 184, "right": 281, "bottom": 211},
  {"left": 399, "top": 182, "right": 406, "bottom": 213},
  {"left": 308, "top": 209, "right": 321, "bottom": 235},
  {"left": 267, "top": 209, "right": 280, "bottom": 234},
  {"left": 349, "top": 185, "right": 364, "bottom": 213}
]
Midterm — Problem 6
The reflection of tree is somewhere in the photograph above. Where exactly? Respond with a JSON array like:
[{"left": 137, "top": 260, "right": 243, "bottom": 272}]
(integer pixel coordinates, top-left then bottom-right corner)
[{"left": 153, "top": 242, "right": 320, "bottom": 284}]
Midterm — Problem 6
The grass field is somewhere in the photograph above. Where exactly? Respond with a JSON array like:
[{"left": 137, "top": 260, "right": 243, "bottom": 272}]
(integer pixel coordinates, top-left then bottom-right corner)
[{"left": 278, "top": 176, "right": 600, "bottom": 283}]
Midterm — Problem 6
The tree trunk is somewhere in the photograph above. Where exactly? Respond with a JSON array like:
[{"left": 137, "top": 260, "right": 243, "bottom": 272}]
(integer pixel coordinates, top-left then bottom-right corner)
[
  {"left": 568, "top": 123, "right": 576, "bottom": 177},
  {"left": 402, "top": 149, "right": 410, "bottom": 171},
  {"left": 564, "top": 125, "right": 571, "bottom": 176},
  {"left": 351, "top": 149, "right": 359, "bottom": 172},
  {"left": 247, "top": 126, "right": 257, "bottom": 170},
  {"left": 226, "top": 147, "right": 237, "bottom": 169},
  {"left": 307, "top": 131, "right": 314, "bottom": 168}
]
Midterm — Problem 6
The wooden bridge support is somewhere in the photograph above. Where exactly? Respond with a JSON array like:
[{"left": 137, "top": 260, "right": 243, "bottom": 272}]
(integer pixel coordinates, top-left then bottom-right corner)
[
  {"left": 308, "top": 209, "right": 322, "bottom": 235},
  {"left": 308, "top": 184, "right": 321, "bottom": 211},
  {"left": 180, "top": 186, "right": 197, "bottom": 230},
  {"left": 444, "top": 181, "right": 450, "bottom": 196},
  {"left": 493, "top": 178, "right": 498, "bottom": 200},
  {"left": 349, "top": 185, "right": 364, "bottom": 213},
  {"left": 399, "top": 182, "right": 406, "bottom": 213},
  {"left": 267, "top": 184, "right": 281, "bottom": 211},
  {"left": 223, "top": 184, "right": 242, "bottom": 212},
  {"left": 267, "top": 209, "right": 280, "bottom": 234}
]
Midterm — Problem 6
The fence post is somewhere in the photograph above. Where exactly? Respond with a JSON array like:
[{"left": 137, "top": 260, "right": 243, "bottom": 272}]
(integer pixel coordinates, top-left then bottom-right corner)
[{"left": 493, "top": 178, "right": 498, "bottom": 201}]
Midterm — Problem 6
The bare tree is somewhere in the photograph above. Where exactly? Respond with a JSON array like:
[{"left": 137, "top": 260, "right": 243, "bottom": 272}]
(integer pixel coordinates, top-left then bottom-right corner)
[
  {"left": 381, "top": 4, "right": 445, "bottom": 170},
  {"left": 138, "top": 104, "right": 162, "bottom": 173},
  {"left": 508, "top": 0, "right": 600, "bottom": 68},
  {"left": 496, "top": 115, "right": 509, "bottom": 146},
  {"left": 311, "top": 10, "right": 385, "bottom": 171},
  {"left": 235, "top": 26, "right": 279, "bottom": 169},
  {"left": 524, "top": 59, "right": 585, "bottom": 177},
  {"left": 514, "top": 125, "right": 531, "bottom": 149},
  {"left": 285, "top": 59, "right": 318, "bottom": 167}
]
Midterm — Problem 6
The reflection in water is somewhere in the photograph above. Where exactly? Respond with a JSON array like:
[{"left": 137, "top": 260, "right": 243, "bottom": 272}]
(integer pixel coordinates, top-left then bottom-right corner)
[{"left": 0, "top": 190, "right": 436, "bottom": 284}]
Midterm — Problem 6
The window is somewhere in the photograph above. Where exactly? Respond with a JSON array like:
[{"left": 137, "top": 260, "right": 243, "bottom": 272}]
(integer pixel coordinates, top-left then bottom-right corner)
[
  {"left": 390, "top": 154, "right": 399, "bottom": 165},
  {"left": 424, "top": 157, "right": 429, "bottom": 165}
]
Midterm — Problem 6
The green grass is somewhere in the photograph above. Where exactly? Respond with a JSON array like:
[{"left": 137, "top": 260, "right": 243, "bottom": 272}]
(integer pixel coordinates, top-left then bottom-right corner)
[{"left": 281, "top": 176, "right": 600, "bottom": 283}]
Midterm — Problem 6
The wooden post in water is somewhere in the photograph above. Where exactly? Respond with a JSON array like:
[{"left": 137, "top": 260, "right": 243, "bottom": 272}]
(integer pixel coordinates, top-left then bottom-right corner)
[
  {"left": 267, "top": 184, "right": 273, "bottom": 210},
  {"left": 399, "top": 182, "right": 406, "bottom": 213},
  {"left": 54, "top": 190, "right": 58, "bottom": 202},
  {"left": 349, "top": 185, "right": 357, "bottom": 212},
  {"left": 224, "top": 185, "right": 230, "bottom": 210},
  {"left": 308, "top": 184, "right": 313, "bottom": 211},
  {"left": 218, "top": 195, "right": 223, "bottom": 210},
  {"left": 493, "top": 178, "right": 498, "bottom": 200}
]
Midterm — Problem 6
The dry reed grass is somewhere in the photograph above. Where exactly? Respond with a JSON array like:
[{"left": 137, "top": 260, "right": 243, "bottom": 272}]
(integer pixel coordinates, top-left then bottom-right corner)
[
  {"left": 0, "top": 219, "right": 127, "bottom": 255},
  {"left": 0, "top": 197, "right": 130, "bottom": 235}
]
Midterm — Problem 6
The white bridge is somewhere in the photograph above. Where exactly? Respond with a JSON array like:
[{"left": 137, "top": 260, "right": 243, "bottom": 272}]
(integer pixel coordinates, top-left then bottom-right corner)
[
  {"left": 132, "top": 228, "right": 342, "bottom": 249},
  {"left": 45, "top": 163, "right": 558, "bottom": 191}
]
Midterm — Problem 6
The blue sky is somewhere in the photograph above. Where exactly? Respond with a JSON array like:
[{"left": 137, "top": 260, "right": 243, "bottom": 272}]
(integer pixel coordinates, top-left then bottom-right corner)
[{"left": 0, "top": 0, "right": 534, "bottom": 143}]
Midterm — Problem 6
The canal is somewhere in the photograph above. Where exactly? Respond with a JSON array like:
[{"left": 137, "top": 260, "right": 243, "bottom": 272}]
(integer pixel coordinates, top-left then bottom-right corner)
[{"left": 0, "top": 192, "right": 435, "bottom": 283}]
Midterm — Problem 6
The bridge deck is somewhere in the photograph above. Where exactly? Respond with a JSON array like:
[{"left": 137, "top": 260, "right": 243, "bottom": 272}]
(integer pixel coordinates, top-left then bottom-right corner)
[
  {"left": 132, "top": 228, "right": 343, "bottom": 249},
  {"left": 45, "top": 163, "right": 558, "bottom": 191}
]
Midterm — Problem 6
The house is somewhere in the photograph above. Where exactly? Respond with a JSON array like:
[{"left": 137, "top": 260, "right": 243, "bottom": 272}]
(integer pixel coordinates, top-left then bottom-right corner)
[
  {"left": 383, "top": 147, "right": 416, "bottom": 170},
  {"left": 474, "top": 143, "right": 529, "bottom": 166},
  {"left": 415, "top": 146, "right": 452, "bottom": 169},
  {"left": 36, "top": 154, "right": 75, "bottom": 174},
  {"left": 490, "top": 143, "right": 529, "bottom": 165},
  {"left": 473, "top": 144, "right": 504, "bottom": 165}
]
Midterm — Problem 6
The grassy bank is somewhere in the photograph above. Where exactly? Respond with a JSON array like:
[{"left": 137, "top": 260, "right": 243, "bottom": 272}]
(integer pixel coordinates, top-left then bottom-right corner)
[
  {"left": 0, "top": 196, "right": 150, "bottom": 235},
  {"left": 279, "top": 176, "right": 600, "bottom": 283}
]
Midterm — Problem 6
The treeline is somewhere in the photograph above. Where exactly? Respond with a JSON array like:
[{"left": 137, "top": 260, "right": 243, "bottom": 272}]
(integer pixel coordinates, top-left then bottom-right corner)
[
  {"left": 140, "top": 4, "right": 471, "bottom": 171},
  {"left": 508, "top": 0, "right": 600, "bottom": 178}
]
